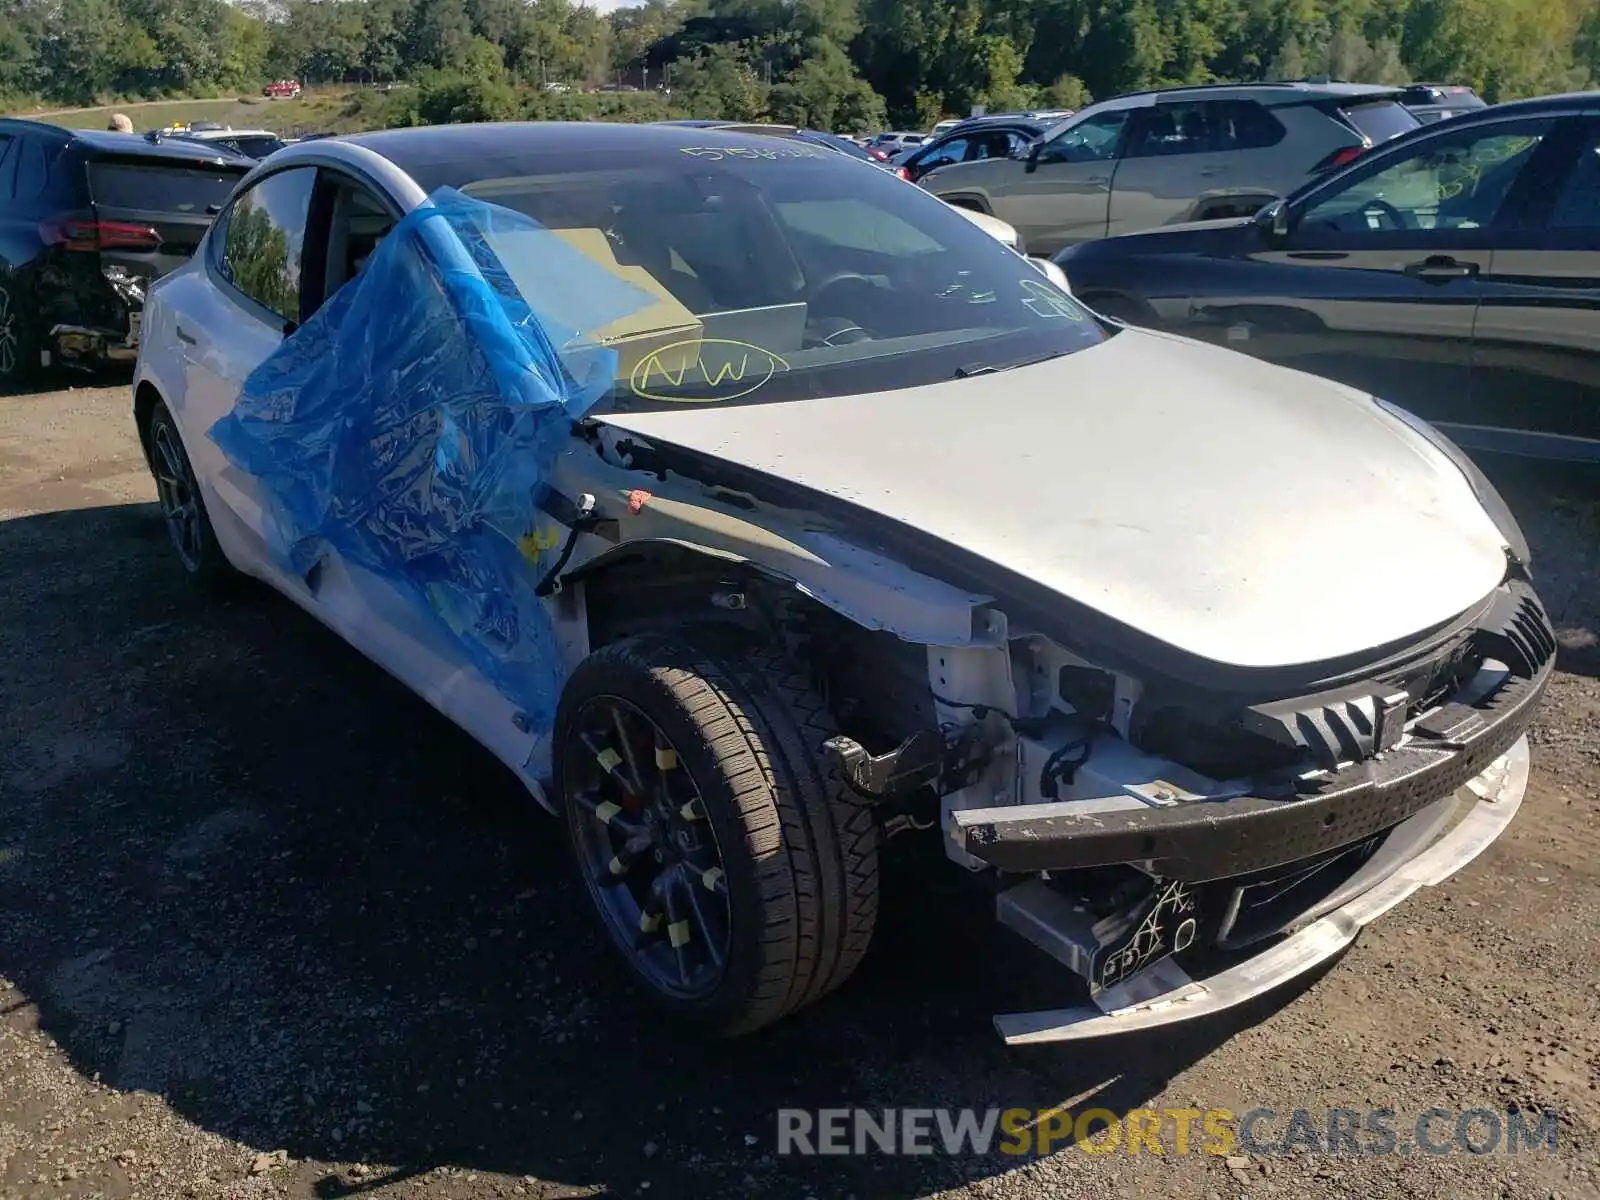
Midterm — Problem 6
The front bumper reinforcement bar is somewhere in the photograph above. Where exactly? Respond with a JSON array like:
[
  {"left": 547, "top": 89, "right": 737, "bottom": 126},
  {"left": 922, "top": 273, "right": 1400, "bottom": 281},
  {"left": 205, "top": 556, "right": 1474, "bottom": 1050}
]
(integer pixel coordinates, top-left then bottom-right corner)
[
  {"left": 990, "top": 734, "right": 1530, "bottom": 1044},
  {"left": 952, "top": 655, "right": 1549, "bottom": 882}
]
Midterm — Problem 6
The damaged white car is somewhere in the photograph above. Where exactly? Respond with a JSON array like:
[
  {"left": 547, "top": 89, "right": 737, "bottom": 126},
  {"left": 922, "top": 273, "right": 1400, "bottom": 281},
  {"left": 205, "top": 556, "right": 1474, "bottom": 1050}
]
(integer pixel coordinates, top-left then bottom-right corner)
[{"left": 132, "top": 122, "right": 1552, "bottom": 1043}]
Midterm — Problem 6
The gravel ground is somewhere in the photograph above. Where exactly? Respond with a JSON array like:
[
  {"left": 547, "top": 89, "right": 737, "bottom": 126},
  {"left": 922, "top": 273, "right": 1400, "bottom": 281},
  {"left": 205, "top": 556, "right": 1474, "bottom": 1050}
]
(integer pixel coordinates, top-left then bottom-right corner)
[{"left": 1, "top": 379, "right": 1597, "bottom": 1200}]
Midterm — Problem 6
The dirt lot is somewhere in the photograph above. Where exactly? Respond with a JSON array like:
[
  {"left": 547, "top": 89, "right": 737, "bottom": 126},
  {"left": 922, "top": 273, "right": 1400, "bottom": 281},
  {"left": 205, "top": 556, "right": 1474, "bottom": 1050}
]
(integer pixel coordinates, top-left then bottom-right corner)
[{"left": 1, "top": 379, "right": 1597, "bottom": 1200}]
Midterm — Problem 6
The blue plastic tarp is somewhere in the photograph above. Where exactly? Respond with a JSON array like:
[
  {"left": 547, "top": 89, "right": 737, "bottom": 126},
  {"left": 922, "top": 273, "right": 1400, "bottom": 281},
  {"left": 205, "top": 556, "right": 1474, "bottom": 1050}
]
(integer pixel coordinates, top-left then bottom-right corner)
[{"left": 209, "top": 186, "right": 656, "bottom": 734}]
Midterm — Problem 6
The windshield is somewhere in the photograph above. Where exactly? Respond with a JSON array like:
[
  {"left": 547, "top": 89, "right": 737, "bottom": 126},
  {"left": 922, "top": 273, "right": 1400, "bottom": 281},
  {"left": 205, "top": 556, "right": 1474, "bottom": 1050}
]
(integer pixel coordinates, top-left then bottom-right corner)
[{"left": 452, "top": 141, "right": 1103, "bottom": 412}]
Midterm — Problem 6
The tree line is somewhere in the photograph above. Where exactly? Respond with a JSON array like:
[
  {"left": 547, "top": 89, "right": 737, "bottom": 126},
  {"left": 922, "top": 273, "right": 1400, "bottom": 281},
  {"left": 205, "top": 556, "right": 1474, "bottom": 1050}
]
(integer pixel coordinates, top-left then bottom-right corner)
[{"left": 3, "top": 0, "right": 1598, "bottom": 129}]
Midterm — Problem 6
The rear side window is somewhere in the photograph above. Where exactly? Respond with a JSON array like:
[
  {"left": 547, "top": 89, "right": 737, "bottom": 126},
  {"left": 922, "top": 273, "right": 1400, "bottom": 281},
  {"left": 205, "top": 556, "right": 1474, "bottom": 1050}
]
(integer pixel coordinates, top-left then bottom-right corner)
[
  {"left": 1338, "top": 100, "right": 1421, "bottom": 146},
  {"left": 88, "top": 161, "right": 245, "bottom": 213},
  {"left": 1212, "top": 101, "right": 1286, "bottom": 150},
  {"left": 1549, "top": 135, "right": 1600, "bottom": 230},
  {"left": 220, "top": 167, "right": 317, "bottom": 322}
]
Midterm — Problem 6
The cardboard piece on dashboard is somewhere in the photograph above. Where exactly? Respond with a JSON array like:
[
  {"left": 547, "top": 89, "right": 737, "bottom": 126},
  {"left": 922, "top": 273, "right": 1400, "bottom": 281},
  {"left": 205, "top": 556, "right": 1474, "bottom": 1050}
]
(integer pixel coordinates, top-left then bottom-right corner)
[{"left": 481, "top": 225, "right": 703, "bottom": 380}]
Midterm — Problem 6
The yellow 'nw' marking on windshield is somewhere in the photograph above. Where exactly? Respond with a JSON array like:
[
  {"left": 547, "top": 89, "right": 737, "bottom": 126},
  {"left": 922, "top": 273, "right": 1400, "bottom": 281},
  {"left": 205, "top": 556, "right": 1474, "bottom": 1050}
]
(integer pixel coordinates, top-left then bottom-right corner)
[{"left": 629, "top": 338, "right": 789, "bottom": 403}]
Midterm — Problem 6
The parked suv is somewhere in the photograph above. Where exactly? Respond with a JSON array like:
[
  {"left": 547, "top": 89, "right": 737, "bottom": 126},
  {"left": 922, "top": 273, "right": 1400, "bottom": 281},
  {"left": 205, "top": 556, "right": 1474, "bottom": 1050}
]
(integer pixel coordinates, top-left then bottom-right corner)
[
  {"left": 0, "top": 119, "right": 252, "bottom": 383},
  {"left": 919, "top": 82, "right": 1421, "bottom": 255}
]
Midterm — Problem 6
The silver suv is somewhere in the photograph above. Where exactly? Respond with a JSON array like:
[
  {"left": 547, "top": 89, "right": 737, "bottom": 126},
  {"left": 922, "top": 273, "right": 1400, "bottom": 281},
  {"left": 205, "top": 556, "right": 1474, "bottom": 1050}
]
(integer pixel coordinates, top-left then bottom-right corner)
[{"left": 919, "top": 82, "right": 1421, "bottom": 255}]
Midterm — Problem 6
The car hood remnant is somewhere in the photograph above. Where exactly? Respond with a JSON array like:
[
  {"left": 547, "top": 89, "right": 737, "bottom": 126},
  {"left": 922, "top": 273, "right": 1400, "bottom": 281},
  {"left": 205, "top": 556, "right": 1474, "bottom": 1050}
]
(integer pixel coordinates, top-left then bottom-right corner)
[
  {"left": 602, "top": 327, "right": 1513, "bottom": 672},
  {"left": 208, "top": 188, "right": 659, "bottom": 732}
]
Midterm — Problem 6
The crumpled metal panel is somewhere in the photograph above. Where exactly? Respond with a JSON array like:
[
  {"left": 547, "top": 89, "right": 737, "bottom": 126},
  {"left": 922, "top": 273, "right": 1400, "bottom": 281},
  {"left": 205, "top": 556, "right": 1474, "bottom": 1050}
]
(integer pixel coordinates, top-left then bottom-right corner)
[{"left": 208, "top": 186, "right": 656, "bottom": 734}]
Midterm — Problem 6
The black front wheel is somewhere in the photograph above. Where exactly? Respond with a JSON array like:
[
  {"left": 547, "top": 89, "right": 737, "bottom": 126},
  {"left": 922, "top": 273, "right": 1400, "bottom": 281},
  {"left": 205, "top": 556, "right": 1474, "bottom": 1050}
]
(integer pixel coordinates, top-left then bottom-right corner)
[{"left": 556, "top": 633, "right": 880, "bottom": 1036}]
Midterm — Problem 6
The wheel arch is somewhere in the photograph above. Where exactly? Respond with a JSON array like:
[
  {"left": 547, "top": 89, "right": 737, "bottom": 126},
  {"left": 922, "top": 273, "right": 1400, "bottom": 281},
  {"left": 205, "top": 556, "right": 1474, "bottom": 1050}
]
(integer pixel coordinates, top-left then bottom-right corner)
[
  {"left": 931, "top": 191, "right": 993, "bottom": 215},
  {"left": 133, "top": 379, "right": 163, "bottom": 468}
]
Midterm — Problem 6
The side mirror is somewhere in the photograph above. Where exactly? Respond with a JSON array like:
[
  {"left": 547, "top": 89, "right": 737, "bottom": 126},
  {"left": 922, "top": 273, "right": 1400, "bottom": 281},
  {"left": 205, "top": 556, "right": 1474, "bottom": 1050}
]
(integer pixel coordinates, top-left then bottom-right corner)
[
  {"left": 1255, "top": 198, "right": 1292, "bottom": 242},
  {"left": 1024, "top": 142, "right": 1044, "bottom": 173}
]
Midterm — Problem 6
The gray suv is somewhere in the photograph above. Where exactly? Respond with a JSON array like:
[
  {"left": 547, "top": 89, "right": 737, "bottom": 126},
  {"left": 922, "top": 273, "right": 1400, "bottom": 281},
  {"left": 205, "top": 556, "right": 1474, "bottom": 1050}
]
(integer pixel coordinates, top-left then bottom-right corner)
[{"left": 919, "top": 82, "right": 1421, "bottom": 255}]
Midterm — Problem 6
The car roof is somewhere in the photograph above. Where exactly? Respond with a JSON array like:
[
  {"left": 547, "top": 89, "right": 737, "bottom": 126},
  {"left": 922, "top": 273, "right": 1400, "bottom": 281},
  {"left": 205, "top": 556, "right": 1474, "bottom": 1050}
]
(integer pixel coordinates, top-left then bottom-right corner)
[
  {"left": 1105, "top": 80, "right": 1404, "bottom": 106},
  {"left": 0, "top": 119, "right": 254, "bottom": 165},
  {"left": 324, "top": 121, "right": 884, "bottom": 194}
]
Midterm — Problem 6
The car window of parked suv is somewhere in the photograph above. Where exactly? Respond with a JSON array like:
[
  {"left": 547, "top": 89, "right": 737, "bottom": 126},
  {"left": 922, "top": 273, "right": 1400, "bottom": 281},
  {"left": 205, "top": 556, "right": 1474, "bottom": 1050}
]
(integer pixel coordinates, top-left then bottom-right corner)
[
  {"left": 88, "top": 161, "right": 242, "bottom": 213},
  {"left": 218, "top": 167, "right": 318, "bottom": 324},
  {"left": 1124, "top": 101, "right": 1285, "bottom": 159},
  {"left": 916, "top": 136, "right": 973, "bottom": 171},
  {"left": 1338, "top": 98, "right": 1422, "bottom": 144},
  {"left": 1299, "top": 119, "right": 1555, "bottom": 234},
  {"left": 1038, "top": 111, "right": 1130, "bottom": 164},
  {"left": 1549, "top": 135, "right": 1600, "bottom": 230}
]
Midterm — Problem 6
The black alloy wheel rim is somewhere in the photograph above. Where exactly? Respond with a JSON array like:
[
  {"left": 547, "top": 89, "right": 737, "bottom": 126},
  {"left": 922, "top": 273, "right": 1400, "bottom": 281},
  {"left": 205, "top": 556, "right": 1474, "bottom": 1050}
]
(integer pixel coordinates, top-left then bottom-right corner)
[
  {"left": 151, "top": 422, "right": 203, "bottom": 571},
  {"left": 0, "top": 287, "right": 18, "bottom": 376},
  {"left": 567, "top": 695, "right": 733, "bottom": 1000}
]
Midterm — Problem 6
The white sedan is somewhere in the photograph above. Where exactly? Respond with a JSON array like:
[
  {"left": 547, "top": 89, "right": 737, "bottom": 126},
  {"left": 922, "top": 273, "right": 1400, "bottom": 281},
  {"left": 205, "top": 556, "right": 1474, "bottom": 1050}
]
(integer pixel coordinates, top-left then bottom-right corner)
[{"left": 133, "top": 121, "right": 1549, "bottom": 1044}]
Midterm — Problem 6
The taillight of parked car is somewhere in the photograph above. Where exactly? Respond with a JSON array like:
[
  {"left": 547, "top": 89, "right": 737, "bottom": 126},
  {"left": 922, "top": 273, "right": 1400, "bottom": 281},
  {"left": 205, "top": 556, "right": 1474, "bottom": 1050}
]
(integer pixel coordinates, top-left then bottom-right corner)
[
  {"left": 896, "top": 166, "right": 912, "bottom": 181},
  {"left": 1312, "top": 145, "right": 1367, "bottom": 173},
  {"left": 40, "top": 218, "right": 163, "bottom": 252}
]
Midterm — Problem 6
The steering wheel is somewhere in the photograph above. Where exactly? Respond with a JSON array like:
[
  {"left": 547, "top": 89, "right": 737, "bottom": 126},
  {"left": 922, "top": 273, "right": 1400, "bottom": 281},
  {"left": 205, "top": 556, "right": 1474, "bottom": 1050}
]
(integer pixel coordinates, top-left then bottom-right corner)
[
  {"left": 805, "top": 316, "right": 872, "bottom": 348},
  {"left": 808, "top": 271, "right": 880, "bottom": 316},
  {"left": 1360, "top": 198, "right": 1409, "bottom": 231}
]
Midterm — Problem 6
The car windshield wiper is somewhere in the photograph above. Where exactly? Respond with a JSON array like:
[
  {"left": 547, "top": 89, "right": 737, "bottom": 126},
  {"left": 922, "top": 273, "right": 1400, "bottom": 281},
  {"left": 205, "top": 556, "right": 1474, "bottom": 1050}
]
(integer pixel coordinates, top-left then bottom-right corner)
[{"left": 952, "top": 349, "right": 1067, "bottom": 378}]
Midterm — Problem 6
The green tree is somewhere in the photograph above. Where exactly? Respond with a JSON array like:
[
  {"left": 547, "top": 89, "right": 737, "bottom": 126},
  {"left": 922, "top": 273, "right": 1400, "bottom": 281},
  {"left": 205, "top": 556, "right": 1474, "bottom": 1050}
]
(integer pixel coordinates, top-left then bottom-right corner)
[
  {"left": 768, "top": 38, "right": 884, "bottom": 128},
  {"left": 672, "top": 41, "right": 768, "bottom": 118}
]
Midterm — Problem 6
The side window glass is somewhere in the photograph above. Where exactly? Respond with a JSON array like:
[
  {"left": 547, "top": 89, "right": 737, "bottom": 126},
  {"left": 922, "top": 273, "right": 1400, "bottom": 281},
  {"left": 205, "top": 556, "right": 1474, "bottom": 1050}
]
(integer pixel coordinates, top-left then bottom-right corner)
[
  {"left": 1549, "top": 132, "right": 1600, "bottom": 230},
  {"left": 220, "top": 167, "right": 317, "bottom": 323},
  {"left": 972, "top": 131, "right": 1015, "bottom": 160},
  {"left": 1039, "top": 111, "right": 1129, "bottom": 165},
  {"left": 1126, "top": 104, "right": 1211, "bottom": 158},
  {"left": 920, "top": 137, "right": 970, "bottom": 170},
  {"left": 1299, "top": 120, "right": 1554, "bottom": 235},
  {"left": 1213, "top": 101, "right": 1285, "bottom": 151}
]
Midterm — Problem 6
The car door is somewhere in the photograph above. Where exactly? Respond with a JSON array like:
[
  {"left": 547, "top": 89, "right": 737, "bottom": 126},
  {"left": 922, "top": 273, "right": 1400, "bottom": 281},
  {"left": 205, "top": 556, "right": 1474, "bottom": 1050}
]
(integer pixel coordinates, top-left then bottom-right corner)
[
  {"left": 1466, "top": 115, "right": 1600, "bottom": 456},
  {"left": 1108, "top": 100, "right": 1255, "bottom": 234},
  {"left": 984, "top": 107, "right": 1139, "bottom": 255},
  {"left": 1214, "top": 113, "right": 1563, "bottom": 424},
  {"left": 176, "top": 164, "right": 318, "bottom": 542}
]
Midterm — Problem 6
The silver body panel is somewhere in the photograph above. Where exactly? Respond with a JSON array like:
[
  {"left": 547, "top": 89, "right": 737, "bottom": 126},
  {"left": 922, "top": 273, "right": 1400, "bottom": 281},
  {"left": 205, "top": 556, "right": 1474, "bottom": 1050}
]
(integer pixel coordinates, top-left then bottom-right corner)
[{"left": 602, "top": 325, "right": 1511, "bottom": 670}]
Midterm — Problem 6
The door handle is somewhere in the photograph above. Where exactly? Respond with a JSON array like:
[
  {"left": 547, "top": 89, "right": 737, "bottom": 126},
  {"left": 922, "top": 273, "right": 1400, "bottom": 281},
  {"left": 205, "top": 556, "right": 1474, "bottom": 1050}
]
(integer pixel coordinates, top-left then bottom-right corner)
[
  {"left": 1404, "top": 256, "right": 1478, "bottom": 280},
  {"left": 175, "top": 323, "right": 198, "bottom": 345}
]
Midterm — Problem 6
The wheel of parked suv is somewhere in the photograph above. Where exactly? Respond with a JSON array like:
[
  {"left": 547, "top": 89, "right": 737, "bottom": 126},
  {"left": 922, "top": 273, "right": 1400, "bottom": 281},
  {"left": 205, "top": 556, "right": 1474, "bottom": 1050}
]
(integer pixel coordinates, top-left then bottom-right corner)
[
  {"left": 147, "top": 401, "right": 230, "bottom": 587},
  {"left": 0, "top": 280, "right": 39, "bottom": 386},
  {"left": 555, "top": 631, "right": 879, "bottom": 1036}
]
